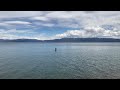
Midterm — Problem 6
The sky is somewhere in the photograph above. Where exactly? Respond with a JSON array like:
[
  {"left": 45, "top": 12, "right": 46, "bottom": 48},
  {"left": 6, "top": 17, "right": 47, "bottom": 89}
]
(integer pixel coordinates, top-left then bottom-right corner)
[{"left": 0, "top": 11, "right": 120, "bottom": 40}]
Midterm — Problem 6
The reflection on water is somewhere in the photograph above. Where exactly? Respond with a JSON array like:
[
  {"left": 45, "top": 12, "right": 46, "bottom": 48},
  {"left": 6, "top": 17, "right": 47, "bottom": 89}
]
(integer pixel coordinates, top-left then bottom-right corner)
[{"left": 0, "top": 42, "right": 120, "bottom": 79}]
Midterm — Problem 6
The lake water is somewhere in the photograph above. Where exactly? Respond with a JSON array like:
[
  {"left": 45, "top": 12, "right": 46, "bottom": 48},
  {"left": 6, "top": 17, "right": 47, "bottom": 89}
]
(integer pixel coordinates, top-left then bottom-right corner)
[{"left": 0, "top": 42, "right": 120, "bottom": 79}]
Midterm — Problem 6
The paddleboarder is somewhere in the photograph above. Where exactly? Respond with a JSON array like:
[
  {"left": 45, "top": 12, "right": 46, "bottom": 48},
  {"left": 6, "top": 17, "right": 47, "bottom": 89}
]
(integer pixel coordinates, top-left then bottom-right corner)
[{"left": 55, "top": 48, "right": 57, "bottom": 52}]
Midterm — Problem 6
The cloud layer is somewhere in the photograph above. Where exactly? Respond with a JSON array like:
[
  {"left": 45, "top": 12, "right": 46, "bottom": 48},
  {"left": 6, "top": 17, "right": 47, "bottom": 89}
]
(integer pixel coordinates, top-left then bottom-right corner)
[
  {"left": 0, "top": 11, "right": 120, "bottom": 40},
  {"left": 56, "top": 26, "right": 120, "bottom": 39}
]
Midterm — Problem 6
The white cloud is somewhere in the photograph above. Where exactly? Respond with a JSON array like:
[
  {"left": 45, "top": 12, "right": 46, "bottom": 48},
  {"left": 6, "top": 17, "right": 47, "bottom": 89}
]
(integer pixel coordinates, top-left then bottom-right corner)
[
  {"left": 0, "top": 34, "right": 42, "bottom": 40},
  {"left": 56, "top": 30, "right": 88, "bottom": 38},
  {"left": 31, "top": 16, "right": 49, "bottom": 21},
  {"left": 4, "top": 21, "right": 31, "bottom": 25},
  {"left": 0, "top": 29, "right": 52, "bottom": 40},
  {"left": 44, "top": 11, "right": 120, "bottom": 29},
  {"left": 0, "top": 29, "right": 37, "bottom": 34},
  {"left": 40, "top": 23, "right": 55, "bottom": 27},
  {"left": 46, "top": 11, "right": 73, "bottom": 19},
  {"left": 33, "top": 22, "right": 55, "bottom": 27},
  {"left": 56, "top": 26, "right": 120, "bottom": 39},
  {"left": 0, "top": 23, "right": 9, "bottom": 26},
  {"left": 45, "top": 11, "right": 84, "bottom": 19},
  {"left": 0, "top": 11, "right": 43, "bottom": 19},
  {"left": 0, "top": 28, "right": 56, "bottom": 40}
]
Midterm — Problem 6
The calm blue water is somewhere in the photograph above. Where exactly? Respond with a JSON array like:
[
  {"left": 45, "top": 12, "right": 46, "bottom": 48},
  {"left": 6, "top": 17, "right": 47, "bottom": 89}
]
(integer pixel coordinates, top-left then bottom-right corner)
[{"left": 0, "top": 42, "right": 120, "bottom": 79}]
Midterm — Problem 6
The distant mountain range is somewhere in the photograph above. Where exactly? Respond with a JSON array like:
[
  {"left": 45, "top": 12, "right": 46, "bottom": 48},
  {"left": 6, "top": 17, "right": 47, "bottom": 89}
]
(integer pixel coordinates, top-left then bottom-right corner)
[
  {"left": 1, "top": 38, "right": 120, "bottom": 42},
  {"left": 0, "top": 39, "right": 42, "bottom": 42}
]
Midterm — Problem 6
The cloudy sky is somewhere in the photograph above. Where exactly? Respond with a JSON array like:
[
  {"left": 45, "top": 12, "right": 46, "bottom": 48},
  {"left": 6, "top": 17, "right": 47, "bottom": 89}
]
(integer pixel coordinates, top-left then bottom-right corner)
[{"left": 0, "top": 11, "right": 120, "bottom": 40}]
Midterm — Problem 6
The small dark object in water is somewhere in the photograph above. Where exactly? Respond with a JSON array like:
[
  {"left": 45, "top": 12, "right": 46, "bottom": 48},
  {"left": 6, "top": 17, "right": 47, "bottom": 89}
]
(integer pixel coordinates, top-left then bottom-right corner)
[{"left": 55, "top": 48, "right": 57, "bottom": 52}]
